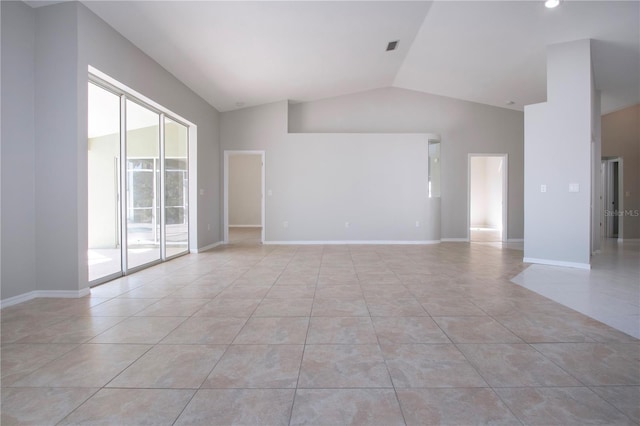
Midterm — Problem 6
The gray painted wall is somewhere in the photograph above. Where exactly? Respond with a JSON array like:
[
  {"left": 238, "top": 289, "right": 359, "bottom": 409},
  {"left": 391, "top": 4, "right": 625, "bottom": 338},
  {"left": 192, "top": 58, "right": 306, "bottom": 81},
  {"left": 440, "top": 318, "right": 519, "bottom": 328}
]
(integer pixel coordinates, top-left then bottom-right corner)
[
  {"left": 221, "top": 99, "right": 442, "bottom": 242},
  {"left": 1, "top": 1, "right": 221, "bottom": 302},
  {"left": 222, "top": 90, "right": 523, "bottom": 242},
  {"left": 77, "top": 4, "right": 221, "bottom": 249},
  {"left": 1, "top": 0, "right": 37, "bottom": 300},
  {"left": 35, "top": 2, "right": 84, "bottom": 292},
  {"left": 524, "top": 40, "right": 595, "bottom": 267},
  {"left": 287, "top": 87, "right": 524, "bottom": 240},
  {"left": 277, "top": 133, "right": 440, "bottom": 242}
]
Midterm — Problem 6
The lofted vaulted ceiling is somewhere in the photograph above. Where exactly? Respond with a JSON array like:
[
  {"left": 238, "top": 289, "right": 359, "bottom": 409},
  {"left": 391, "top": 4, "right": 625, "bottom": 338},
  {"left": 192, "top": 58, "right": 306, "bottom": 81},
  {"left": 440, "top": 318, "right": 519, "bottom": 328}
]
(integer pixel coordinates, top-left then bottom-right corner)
[{"left": 70, "top": 1, "right": 640, "bottom": 113}]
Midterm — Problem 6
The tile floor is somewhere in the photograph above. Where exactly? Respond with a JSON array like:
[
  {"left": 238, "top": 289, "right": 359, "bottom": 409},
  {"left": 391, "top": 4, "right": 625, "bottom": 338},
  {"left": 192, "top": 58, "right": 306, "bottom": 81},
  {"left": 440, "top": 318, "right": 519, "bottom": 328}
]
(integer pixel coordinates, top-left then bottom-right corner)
[
  {"left": 1, "top": 239, "right": 639, "bottom": 425},
  {"left": 512, "top": 239, "right": 640, "bottom": 339}
]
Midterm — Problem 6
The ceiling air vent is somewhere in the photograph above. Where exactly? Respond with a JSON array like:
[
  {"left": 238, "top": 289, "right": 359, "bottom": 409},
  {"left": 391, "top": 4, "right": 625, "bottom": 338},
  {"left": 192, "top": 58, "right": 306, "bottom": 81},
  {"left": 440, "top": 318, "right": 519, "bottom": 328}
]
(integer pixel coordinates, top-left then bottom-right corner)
[{"left": 386, "top": 40, "right": 399, "bottom": 52}]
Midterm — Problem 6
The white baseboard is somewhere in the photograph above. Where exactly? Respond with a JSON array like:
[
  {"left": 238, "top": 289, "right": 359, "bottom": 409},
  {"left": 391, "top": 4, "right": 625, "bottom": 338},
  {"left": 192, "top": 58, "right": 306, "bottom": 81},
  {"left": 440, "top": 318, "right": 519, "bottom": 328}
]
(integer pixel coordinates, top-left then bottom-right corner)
[
  {"left": 0, "top": 292, "right": 35, "bottom": 309},
  {"left": 523, "top": 257, "right": 591, "bottom": 270},
  {"left": 264, "top": 240, "right": 441, "bottom": 246},
  {"left": 441, "top": 238, "right": 469, "bottom": 242},
  {"left": 507, "top": 238, "right": 524, "bottom": 243},
  {"left": 617, "top": 238, "right": 640, "bottom": 242},
  {"left": 229, "top": 225, "right": 262, "bottom": 228},
  {"left": 1, "top": 288, "right": 91, "bottom": 309},
  {"left": 193, "top": 241, "right": 224, "bottom": 253}
]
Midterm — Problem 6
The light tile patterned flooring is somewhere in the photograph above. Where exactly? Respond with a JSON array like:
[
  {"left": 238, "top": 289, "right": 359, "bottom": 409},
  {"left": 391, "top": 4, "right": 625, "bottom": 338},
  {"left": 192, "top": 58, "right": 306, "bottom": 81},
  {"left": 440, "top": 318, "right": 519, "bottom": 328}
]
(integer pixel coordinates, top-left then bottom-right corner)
[
  {"left": 1, "top": 239, "right": 639, "bottom": 425},
  {"left": 512, "top": 239, "right": 640, "bottom": 339}
]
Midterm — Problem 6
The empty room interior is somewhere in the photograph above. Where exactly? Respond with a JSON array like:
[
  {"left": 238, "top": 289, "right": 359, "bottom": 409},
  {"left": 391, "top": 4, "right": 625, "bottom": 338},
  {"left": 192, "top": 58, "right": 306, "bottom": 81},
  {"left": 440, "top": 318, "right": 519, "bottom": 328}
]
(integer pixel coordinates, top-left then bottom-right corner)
[{"left": 1, "top": 0, "right": 639, "bottom": 425}]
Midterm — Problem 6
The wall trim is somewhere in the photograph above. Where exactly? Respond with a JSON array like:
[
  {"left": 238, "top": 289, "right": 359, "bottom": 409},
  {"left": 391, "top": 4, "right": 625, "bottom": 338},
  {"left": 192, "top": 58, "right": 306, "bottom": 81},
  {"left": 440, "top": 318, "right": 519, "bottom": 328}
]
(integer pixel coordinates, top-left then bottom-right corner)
[
  {"left": 264, "top": 240, "right": 441, "bottom": 245},
  {"left": 1, "top": 288, "right": 91, "bottom": 309},
  {"left": 441, "top": 238, "right": 469, "bottom": 242},
  {"left": 192, "top": 241, "right": 224, "bottom": 253},
  {"left": 0, "top": 292, "right": 35, "bottom": 309},
  {"left": 523, "top": 257, "right": 591, "bottom": 270},
  {"left": 229, "top": 225, "right": 262, "bottom": 228},
  {"left": 507, "top": 238, "right": 524, "bottom": 242}
]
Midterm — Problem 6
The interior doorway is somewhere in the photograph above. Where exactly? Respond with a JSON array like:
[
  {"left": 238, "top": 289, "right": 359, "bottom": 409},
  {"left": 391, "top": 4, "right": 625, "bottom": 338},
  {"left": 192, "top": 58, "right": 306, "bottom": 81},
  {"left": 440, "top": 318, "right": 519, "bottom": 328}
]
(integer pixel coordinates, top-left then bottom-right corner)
[
  {"left": 224, "top": 151, "right": 265, "bottom": 244},
  {"left": 601, "top": 157, "right": 623, "bottom": 239},
  {"left": 468, "top": 154, "right": 508, "bottom": 242}
]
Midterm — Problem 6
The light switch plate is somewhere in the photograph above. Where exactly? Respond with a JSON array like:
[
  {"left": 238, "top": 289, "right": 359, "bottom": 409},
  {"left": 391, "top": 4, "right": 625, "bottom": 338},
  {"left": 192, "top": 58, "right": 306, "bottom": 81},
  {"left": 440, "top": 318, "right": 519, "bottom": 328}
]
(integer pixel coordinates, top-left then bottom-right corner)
[{"left": 569, "top": 183, "right": 579, "bottom": 193}]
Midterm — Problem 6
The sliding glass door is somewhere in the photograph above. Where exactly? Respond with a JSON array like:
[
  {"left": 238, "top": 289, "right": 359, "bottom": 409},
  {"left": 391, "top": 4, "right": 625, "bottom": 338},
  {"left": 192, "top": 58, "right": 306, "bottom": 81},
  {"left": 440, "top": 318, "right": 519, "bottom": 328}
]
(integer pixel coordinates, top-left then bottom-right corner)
[
  {"left": 164, "top": 118, "right": 189, "bottom": 258},
  {"left": 88, "top": 80, "right": 190, "bottom": 285},
  {"left": 125, "top": 100, "right": 161, "bottom": 270},
  {"left": 88, "top": 83, "right": 122, "bottom": 282}
]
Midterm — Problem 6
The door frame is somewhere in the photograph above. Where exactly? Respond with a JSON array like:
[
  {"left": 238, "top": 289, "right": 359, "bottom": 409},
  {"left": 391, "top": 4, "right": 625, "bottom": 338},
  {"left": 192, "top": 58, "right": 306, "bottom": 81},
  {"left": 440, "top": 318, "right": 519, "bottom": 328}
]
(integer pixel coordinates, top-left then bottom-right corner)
[
  {"left": 467, "top": 153, "right": 508, "bottom": 242},
  {"left": 223, "top": 150, "right": 266, "bottom": 244},
  {"left": 602, "top": 157, "right": 624, "bottom": 239},
  {"left": 88, "top": 69, "right": 195, "bottom": 286}
]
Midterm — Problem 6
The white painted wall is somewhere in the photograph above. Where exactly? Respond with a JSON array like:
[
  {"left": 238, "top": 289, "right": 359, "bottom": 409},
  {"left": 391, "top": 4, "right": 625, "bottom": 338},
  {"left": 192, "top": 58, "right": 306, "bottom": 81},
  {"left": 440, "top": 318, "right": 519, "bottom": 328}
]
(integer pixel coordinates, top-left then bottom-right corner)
[
  {"left": 228, "top": 155, "right": 262, "bottom": 227},
  {"left": 1, "top": 0, "right": 37, "bottom": 300},
  {"left": 524, "top": 39, "right": 595, "bottom": 268},
  {"left": 1, "top": 1, "right": 220, "bottom": 302},
  {"left": 470, "top": 156, "right": 503, "bottom": 229},
  {"left": 288, "top": 87, "right": 524, "bottom": 240},
  {"left": 487, "top": 157, "right": 504, "bottom": 230}
]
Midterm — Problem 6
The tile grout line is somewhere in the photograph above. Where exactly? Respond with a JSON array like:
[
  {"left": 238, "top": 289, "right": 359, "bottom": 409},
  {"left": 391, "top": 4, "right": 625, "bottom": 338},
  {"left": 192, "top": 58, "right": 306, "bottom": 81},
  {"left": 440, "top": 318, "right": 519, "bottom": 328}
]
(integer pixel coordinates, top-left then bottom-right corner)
[{"left": 288, "top": 244, "right": 322, "bottom": 426}]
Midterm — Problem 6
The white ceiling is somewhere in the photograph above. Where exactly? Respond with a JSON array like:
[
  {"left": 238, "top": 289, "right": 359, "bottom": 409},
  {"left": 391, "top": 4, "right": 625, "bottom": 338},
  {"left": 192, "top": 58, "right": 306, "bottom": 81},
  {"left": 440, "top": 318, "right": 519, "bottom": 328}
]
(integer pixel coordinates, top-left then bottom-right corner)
[{"left": 76, "top": 0, "right": 639, "bottom": 114}]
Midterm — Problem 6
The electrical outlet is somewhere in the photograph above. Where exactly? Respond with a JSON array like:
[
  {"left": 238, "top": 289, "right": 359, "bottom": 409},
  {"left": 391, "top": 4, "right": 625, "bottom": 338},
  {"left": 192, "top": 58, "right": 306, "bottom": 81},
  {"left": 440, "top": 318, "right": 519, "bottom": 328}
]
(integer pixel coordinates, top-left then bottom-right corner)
[
  {"left": 415, "top": 221, "right": 420, "bottom": 227},
  {"left": 540, "top": 184, "right": 547, "bottom": 193},
  {"left": 207, "top": 224, "right": 210, "bottom": 231},
  {"left": 345, "top": 222, "right": 350, "bottom": 228}
]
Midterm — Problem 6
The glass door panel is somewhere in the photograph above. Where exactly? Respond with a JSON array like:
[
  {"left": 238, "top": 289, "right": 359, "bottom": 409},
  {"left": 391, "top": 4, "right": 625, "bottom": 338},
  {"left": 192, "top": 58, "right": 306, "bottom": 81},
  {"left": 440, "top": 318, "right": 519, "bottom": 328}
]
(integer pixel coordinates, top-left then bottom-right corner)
[
  {"left": 88, "top": 82, "right": 122, "bottom": 283},
  {"left": 88, "top": 76, "right": 191, "bottom": 285},
  {"left": 164, "top": 118, "right": 189, "bottom": 257},
  {"left": 126, "top": 100, "right": 161, "bottom": 270}
]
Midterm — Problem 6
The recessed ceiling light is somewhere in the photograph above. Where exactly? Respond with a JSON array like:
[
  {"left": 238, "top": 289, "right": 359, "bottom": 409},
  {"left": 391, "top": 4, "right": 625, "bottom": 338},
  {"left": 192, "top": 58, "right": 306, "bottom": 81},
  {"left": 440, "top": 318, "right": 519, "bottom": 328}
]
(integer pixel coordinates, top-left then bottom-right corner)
[
  {"left": 506, "top": 101, "right": 515, "bottom": 106},
  {"left": 235, "top": 102, "right": 245, "bottom": 108},
  {"left": 386, "top": 40, "right": 399, "bottom": 52},
  {"left": 545, "top": 0, "right": 560, "bottom": 8}
]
